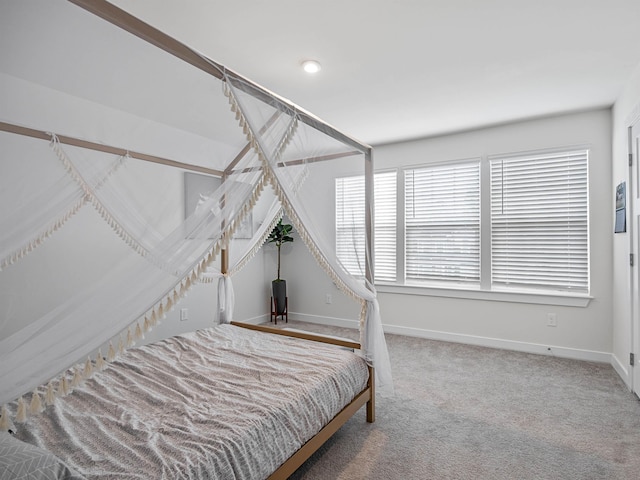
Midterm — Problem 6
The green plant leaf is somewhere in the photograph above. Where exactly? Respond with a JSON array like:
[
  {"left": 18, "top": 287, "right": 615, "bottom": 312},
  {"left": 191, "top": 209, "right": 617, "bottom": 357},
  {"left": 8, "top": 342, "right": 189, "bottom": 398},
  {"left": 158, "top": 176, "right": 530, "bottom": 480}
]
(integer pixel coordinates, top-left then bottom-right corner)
[{"left": 267, "top": 219, "right": 294, "bottom": 280}]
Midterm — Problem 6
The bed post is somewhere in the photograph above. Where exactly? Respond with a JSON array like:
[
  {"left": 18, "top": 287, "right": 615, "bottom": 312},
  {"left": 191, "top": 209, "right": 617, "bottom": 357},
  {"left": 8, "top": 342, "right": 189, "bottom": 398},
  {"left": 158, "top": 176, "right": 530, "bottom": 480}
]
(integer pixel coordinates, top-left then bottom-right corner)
[
  {"left": 221, "top": 248, "right": 229, "bottom": 275},
  {"left": 364, "top": 148, "right": 374, "bottom": 283},
  {"left": 364, "top": 147, "right": 376, "bottom": 425},
  {"left": 220, "top": 169, "right": 229, "bottom": 277},
  {"left": 366, "top": 365, "right": 375, "bottom": 423}
]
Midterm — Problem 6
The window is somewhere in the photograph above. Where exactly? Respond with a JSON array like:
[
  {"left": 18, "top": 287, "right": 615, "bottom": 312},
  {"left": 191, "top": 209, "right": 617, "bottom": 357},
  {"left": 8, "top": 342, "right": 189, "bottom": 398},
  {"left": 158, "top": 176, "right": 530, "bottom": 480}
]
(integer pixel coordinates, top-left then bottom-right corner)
[
  {"left": 336, "top": 175, "right": 366, "bottom": 276},
  {"left": 490, "top": 149, "right": 589, "bottom": 293},
  {"left": 405, "top": 161, "right": 480, "bottom": 284},
  {"left": 336, "top": 171, "right": 397, "bottom": 281},
  {"left": 336, "top": 147, "right": 589, "bottom": 298},
  {"left": 373, "top": 172, "right": 397, "bottom": 281}
]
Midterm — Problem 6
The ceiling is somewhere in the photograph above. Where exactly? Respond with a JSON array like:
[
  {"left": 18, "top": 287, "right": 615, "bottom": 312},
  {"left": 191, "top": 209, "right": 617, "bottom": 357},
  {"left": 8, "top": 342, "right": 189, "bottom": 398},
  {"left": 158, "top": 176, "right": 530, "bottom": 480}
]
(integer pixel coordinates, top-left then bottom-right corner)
[
  {"left": 3, "top": 1, "right": 640, "bottom": 148},
  {"left": 104, "top": 0, "right": 640, "bottom": 146}
]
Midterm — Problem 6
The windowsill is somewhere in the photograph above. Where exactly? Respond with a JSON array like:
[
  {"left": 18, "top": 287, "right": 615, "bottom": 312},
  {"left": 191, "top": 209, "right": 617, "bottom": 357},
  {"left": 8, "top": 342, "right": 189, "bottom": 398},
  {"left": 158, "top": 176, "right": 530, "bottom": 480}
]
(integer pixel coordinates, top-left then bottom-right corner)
[{"left": 375, "top": 282, "right": 592, "bottom": 307}]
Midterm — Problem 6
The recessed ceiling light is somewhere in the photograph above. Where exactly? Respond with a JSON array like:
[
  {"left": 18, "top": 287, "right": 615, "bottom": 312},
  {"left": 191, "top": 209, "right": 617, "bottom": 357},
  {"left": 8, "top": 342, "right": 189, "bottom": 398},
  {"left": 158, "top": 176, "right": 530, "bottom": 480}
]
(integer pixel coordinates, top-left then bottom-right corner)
[{"left": 302, "top": 60, "right": 321, "bottom": 74}]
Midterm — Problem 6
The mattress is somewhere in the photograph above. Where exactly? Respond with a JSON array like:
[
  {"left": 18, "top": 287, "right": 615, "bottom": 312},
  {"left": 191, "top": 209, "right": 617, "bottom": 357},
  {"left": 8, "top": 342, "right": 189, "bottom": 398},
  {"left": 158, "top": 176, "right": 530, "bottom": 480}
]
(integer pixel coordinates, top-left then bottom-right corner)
[{"left": 14, "top": 324, "right": 369, "bottom": 479}]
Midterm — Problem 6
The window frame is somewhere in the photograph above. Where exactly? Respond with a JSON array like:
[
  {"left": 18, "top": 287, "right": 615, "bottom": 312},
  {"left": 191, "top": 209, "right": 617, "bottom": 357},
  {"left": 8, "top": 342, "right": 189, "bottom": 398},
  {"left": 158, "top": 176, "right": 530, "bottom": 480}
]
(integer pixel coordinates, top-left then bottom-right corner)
[
  {"left": 352, "top": 146, "right": 593, "bottom": 307},
  {"left": 404, "top": 159, "right": 481, "bottom": 285},
  {"left": 335, "top": 170, "right": 398, "bottom": 282},
  {"left": 488, "top": 148, "right": 590, "bottom": 294}
]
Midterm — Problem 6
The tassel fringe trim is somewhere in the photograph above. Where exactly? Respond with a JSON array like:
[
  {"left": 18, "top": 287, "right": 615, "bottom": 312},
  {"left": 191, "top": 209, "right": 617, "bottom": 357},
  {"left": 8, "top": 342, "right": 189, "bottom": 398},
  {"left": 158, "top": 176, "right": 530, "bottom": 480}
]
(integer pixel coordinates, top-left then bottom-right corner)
[
  {"left": 224, "top": 76, "right": 375, "bottom": 371},
  {"left": 228, "top": 208, "right": 283, "bottom": 277},
  {"left": 0, "top": 80, "right": 370, "bottom": 431},
  {"left": 0, "top": 136, "right": 128, "bottom": 272},
  {"left": 0, "top": 406, "right": 10, "bottom": 432},
  {"left": 48, "top": 136, "right": 149, "bottom": 260},
  {"left": 0, "top": 197, "right": 87, "bottom": 272},
  {"left": 223, "top": 76, "right": 365, "bottom": 311},
  {"left": 0, "top": 235, "right": 219, "bottom": 430}
]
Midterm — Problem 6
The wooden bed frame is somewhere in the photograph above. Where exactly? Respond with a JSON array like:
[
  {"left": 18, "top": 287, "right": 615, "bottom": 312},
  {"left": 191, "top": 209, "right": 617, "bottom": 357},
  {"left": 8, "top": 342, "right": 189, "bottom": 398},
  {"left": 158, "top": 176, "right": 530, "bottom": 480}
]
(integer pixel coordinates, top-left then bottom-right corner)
[
  {"left": 55, "top": 2, "right": 377, "bottom": 477},
  {"left": 231, "top": 321, "right": 375, "bottom": 479}
]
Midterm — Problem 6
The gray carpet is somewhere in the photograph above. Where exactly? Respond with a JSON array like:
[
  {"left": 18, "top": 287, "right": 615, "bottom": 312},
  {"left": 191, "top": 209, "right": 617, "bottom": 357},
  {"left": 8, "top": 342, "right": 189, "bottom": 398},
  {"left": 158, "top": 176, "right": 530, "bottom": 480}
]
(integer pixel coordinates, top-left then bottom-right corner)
[{"left": 275, "top": 321, "right": 640, "bottom": 479}]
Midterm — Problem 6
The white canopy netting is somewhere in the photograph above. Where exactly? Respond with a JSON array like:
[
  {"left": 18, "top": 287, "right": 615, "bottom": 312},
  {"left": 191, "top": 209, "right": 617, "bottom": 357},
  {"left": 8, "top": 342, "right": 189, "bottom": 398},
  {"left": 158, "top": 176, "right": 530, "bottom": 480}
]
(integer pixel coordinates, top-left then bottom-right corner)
[{"left": 0, "top": 0, "right": 392, "bottom": 429}]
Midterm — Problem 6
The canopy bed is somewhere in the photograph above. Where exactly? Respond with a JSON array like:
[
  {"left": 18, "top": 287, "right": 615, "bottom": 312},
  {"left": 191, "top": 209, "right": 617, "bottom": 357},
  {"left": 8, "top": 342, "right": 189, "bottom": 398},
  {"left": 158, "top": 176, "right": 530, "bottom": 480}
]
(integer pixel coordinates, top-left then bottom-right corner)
[{"left": 0, "top": 0, "right": 392, "bottom": 478}]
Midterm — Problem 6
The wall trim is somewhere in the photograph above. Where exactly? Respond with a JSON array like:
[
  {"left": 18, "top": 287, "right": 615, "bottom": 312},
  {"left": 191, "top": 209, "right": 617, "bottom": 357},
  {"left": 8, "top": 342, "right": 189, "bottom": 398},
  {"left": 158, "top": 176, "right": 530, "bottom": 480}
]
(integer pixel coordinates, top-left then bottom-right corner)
[
  {"left": 611, "top": 353, "right": 632, "bottom": 390},
  {"left": 240, "top": 312, "right": 358, "bottom": 329},
  {"left": 383, "top": 324, "right": 611, "bottom": 364},
  {"left": 289, "top": 312, "right": 360, "bottom": 330},
  {"left": 377, "top": 284, "right": 591, "bottom": 307},
  {"left": 247, "top": 313, "right": 634, "bottom": 388},
  {"left": 288, "top": 313, "right": 612, "bottom": 364},
  {"left": 237, "top": 313, "right": 270, "bottom": 325}
]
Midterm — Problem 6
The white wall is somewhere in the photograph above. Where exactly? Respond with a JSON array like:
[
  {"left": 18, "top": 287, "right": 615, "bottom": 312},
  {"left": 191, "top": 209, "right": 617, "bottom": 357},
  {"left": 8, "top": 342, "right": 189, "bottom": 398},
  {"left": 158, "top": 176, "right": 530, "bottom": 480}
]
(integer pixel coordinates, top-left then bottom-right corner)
[
  {"left": 4, "top": 74, "right": 616, "bottom": 366},
  {"left": 270, "top": 230, "right": 363, "bottom": 326},
  {"left": 1, "top": 66, "right": 625, "bottom": 374},
  {"left": 279, "top": 109, "right": 614, "bottom": 362},
  {"left": 0, "top": 72, "right": 317, "bottom": 348},
  {"left": 611, "top": 63, "right": 640, "bottom": 386},
  {"left": 0, "top": 75, "right": 222, "bottom": 346},
  {"left": 230, "top": 247, "right": 269, "bottom": 323}
]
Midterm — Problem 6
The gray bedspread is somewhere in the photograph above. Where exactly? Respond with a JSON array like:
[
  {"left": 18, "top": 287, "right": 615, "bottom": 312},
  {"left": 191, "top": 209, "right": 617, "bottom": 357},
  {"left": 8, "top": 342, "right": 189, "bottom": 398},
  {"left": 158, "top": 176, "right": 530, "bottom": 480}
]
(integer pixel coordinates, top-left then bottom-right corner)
[{"left": 15, "top": 324, "right": 369, "bottom": 479}]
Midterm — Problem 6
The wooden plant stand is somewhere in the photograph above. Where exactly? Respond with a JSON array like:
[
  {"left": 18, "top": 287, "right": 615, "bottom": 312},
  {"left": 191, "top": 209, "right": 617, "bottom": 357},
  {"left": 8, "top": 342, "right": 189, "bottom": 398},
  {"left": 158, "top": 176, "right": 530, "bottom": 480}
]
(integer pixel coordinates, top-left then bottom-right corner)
[{"left": 270, "top": 296, "right": 288, "bottom": 325}]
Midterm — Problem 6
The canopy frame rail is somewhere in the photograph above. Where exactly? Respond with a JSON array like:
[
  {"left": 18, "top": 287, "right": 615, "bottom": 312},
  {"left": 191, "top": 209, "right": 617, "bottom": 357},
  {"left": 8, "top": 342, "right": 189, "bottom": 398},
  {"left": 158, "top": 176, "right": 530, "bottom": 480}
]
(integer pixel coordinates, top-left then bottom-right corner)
[
  {"left": 0, "top": 121, "right": 363, "bottom": 179},
  {"left": 225, "top": 150, "right": 364, "bottom": 177},
  {"left": 225, "top": 111, "right": 283, "bottom": 176},
  {"left": 0, "top": 121, "right": 225, "bottom": 177},
  {"left": 68, "top": 0, "right": 373, "bottom": 157}
]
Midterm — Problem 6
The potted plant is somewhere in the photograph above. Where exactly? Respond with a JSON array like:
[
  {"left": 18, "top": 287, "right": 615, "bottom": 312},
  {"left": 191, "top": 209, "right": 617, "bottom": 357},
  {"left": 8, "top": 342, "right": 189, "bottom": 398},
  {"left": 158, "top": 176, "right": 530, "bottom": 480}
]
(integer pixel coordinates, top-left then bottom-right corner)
[{"left": 267, "top": 218, "right": 294, "bottom": 316}]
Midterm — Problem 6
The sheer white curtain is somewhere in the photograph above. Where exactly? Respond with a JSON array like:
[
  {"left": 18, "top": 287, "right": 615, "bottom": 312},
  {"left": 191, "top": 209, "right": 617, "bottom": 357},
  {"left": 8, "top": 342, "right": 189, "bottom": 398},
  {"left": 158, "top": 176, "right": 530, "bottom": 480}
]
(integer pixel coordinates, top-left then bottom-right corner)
[
  {"left": 0, "top": 137, "right": 261, "bottom": 406},
  {"left": 0, "top": 133, "right": 126, "bottom": 272},
  {"left": 226, "top": 76, "right": 394, "bottom": 396},
  {"left": 0, "top": 0, "right": 393, "bottom": 429}
]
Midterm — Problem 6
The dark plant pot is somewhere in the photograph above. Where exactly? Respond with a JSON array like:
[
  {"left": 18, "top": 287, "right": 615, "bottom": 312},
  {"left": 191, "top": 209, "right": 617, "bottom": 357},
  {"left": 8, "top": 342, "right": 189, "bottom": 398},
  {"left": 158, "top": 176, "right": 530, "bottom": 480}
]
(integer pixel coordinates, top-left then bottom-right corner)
[{"left": 272, "top": 279, "right": 287, "bottom": 315}]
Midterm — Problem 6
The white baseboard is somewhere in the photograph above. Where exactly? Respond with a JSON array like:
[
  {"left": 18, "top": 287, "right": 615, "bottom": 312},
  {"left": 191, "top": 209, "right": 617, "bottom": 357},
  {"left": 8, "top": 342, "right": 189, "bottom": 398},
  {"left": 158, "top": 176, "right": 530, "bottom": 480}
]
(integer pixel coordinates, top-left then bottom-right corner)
[
  {"left": 288, "top": 312, "right": 360, "bottom": 330},
  {"left": 383, "top": 324, "right": 612, "bottom": 364},
  {"left": 235, "top": 313, "right": 359, "bottom": 328},
  {"left": 611, "top": 354, "right": 632, "bottom": 389},
  {"left": 286, "top": 313, "right": 612, "bottom": 364},
  {"left": 235, "top": 314, "right": 269, "bottom": 325}
]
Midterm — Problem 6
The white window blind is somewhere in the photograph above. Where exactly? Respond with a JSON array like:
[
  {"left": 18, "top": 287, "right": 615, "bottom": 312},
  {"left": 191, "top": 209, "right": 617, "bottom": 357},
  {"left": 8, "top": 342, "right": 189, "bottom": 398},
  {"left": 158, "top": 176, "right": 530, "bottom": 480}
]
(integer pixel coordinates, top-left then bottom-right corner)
[
  {"left": 373, "top": 172, "right": 397, "bottom": 282},
  {"left": 335, "top": 171, "right": 397, "bottom": 281},
  {"left": 490, "top": 149, "right": 589, "bottom": 293},
  {"left": 405, "top": 161, "right": 480, "bottom": 284}
]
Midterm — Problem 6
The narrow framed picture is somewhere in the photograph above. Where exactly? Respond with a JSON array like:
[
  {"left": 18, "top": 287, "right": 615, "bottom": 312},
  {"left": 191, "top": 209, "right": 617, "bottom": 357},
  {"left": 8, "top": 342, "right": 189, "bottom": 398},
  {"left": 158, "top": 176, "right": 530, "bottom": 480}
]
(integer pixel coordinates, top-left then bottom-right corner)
[{"left": 615, "top": 181, "right": 626, "bottom": 233}]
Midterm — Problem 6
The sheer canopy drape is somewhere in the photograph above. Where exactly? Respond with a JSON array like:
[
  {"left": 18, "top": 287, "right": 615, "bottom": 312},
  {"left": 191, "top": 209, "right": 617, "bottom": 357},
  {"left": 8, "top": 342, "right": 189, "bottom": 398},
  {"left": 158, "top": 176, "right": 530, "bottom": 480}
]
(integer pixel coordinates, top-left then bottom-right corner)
[{"left": 0, "top": 0, "right": 392, "bottom": 429}]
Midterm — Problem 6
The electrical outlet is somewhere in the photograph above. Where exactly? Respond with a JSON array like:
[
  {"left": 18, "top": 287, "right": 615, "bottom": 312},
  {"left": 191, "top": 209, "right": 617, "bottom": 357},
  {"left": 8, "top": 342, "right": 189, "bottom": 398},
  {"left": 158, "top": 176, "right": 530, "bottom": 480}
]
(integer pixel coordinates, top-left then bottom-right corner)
[
  {"left": 325, "top": 294, "right": 332, "bottom": 304},
  {"left": 546, "top": 313, "right": 557, "bottom": 327},
  {"left": 180, "top": 308, "right": 188, "bottom": 321}
]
